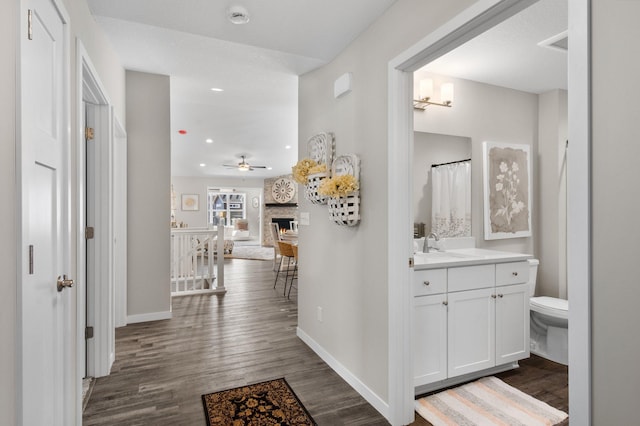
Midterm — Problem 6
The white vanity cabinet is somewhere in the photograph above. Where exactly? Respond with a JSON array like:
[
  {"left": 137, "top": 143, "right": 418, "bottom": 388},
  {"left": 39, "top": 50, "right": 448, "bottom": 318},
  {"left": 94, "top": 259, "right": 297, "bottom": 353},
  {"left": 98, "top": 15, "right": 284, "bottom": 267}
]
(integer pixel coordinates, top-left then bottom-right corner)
[
  {"left": 494, "top": 260, "right": 530, "bottom": 365},
  {"left": 447, "top": 286, "right": 496, "bottom": 377},
  {"left": 413, "top": 269, "right": 447, "bottom": 386},
  {"left": 413, "top": 293, "right": 448, "bottom": 385},
  {"left": 413, "top": 260, "right": 530, "bottom": 389}
]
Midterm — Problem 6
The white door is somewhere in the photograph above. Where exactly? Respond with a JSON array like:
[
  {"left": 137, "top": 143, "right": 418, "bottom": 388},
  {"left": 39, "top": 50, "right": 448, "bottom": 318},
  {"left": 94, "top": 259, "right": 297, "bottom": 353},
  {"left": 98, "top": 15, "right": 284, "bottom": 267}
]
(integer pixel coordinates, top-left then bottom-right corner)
[
  {"left": 20, "top": 0, "right": 72, "bottom": 424},
  {"left": 495, "top": 283, "right": 530, "bottom": 364},
  {"left": 447, "top": 287, "right": 495, "bottom": 378},
  {"left": 413, "top": 294, "right": 448, "bottom": 386}
]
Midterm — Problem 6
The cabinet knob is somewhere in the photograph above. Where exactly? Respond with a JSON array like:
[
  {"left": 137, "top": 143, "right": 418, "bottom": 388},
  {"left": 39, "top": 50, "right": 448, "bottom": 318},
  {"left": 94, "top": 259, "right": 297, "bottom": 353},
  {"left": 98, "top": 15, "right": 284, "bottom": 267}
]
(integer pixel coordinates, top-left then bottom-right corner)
[
  {"left": 423, "top": 281, "right": 430, "bottom": 286},
  {"left": 491, "top": 294, "right": 497, "bottom": 299},
  {"left": 512, "top": 271, "right": 518, "bottom": 276},
  {"left": 498, "top": 294, "right": 504, "bottom": 298},
  {"left": 442, "top": 301, "right": 448, "bottom": 306}
]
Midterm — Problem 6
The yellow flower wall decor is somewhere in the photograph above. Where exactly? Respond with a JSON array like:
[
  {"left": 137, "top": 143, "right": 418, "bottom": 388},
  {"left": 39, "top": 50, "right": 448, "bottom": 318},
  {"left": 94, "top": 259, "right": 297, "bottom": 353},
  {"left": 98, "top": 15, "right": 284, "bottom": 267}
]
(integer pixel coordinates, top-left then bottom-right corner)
[
  {"left": 291, "top": 158, "right": 318, "bottom": 184},
  {"left": 308, "top": 163, "right": 328, "bottom": 176},
  {"left": 318, "top": 174, "right": 359, "bottom": 198}
]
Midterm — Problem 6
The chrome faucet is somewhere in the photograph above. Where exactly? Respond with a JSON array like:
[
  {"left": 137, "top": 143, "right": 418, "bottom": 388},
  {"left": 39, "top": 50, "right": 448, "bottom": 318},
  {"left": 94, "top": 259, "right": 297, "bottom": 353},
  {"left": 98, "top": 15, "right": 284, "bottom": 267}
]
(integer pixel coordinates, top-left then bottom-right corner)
[{"left": 423, "top": 232, "right": 440, "bottom": 253}]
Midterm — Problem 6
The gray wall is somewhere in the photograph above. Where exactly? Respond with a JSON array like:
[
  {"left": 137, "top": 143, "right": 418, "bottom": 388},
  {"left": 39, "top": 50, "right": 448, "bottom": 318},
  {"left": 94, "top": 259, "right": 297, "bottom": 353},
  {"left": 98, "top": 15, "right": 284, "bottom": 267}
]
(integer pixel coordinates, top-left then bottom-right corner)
[
  {"left": 413, "top": 132, "right": 472, "bottom": 233},
  {"left": 126, "top": 71, "right": 172, "bottom": 320},
  {"left": 298, "top": 0, "right": 476, "bottom": 405},
  {"left": 0, "top": 1, "right": 17, "bottom": 421},
  {"left": 536, "top": 90, "right": 567, "bottom": 299},
  {"left": 592, "top": 1, "right": 640, "bottom": 423},
  {"left": 414, "top": 73, "right": 538, "bottom": 256}
]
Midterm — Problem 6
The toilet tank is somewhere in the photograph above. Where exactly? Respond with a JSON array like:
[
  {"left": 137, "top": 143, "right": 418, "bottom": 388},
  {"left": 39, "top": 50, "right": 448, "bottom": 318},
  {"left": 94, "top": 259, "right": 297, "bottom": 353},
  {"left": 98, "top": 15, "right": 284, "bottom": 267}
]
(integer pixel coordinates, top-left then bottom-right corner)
[{"left": 527, "top": 259, "right": 539, "bottom": 296}]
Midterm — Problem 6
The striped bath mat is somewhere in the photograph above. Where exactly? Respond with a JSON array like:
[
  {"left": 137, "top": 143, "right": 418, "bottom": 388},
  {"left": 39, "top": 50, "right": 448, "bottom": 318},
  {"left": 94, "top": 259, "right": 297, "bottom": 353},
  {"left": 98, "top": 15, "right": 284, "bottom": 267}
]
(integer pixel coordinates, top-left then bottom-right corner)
[{"left": 416, "top": 376, "right": 568, "bottom": 426}]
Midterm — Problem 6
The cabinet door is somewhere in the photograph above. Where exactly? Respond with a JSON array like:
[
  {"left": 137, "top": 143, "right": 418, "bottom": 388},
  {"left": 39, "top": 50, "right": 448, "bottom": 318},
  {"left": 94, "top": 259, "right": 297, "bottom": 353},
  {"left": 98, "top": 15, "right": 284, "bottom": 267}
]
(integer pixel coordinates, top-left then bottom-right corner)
[
  {"left": 414, "top": 294, "right": 448, "bottom": 386},
  {"left": 495, "top": 283, "right": 530, "bottom": 364},
  {"left": 448, "top": 287, "right": 495, "bottom": 378}
]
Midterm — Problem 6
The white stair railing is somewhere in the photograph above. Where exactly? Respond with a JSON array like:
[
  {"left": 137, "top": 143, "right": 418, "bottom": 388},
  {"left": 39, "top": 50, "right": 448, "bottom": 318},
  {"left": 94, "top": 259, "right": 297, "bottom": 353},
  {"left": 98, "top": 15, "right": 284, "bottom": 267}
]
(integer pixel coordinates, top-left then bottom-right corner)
[{"left": 170, "top": 228, "right": 225, "bottom": 296}]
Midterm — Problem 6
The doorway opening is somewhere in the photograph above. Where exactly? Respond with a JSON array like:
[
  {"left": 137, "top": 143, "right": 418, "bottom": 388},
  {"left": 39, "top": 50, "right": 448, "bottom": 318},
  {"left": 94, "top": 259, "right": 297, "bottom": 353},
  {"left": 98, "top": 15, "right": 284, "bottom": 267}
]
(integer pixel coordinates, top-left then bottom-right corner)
[
  {"left": 76, "top": 41, "right": 128, "bottom": 418},
  {"left": 387, "top": 0, "right": 590, "bottom": 424}
]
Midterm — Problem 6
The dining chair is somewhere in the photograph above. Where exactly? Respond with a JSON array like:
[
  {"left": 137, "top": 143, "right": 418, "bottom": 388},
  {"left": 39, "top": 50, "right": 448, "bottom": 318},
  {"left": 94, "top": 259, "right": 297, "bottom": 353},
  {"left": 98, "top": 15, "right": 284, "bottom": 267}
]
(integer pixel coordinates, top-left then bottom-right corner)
[
  {"left": 269, "top": 222, "right": 282, "bottom": 273},
  {"left": 287, "top": 244, "right": 298, "bottom": 299},
  {"left": 276, "top": 241, "right": 296, "bottom": 296}
]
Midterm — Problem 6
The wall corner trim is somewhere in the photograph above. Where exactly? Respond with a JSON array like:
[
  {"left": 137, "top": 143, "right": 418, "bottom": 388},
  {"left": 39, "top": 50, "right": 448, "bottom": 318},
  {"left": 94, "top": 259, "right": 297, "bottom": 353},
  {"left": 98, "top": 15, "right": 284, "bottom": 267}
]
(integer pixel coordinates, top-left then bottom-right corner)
[
  {"left": 296, "top": 327, "right": 390, "bottom": 421},
  {"left": 127, "top": 311, "right": 172, "bottom": 324}
]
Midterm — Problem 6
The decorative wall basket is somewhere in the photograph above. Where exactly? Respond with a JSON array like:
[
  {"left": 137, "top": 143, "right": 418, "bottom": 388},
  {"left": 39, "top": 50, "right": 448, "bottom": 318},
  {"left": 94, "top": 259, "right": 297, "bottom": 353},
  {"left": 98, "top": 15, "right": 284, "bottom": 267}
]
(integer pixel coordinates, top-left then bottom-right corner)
[
  {"left": 326, "top": 154, "right": 361, "bottom": 227},
  {"left": 307, "top": 132, "right": 335, "bottom": 167},
  {"left": 304, "top": 172, "right": 328, "bottom": 205},
  {"left": 302, "top": 132, "right": 335, "bottom": 205},
  {"left": 328, "top": 191, "right": 360, "bottom": 226}
]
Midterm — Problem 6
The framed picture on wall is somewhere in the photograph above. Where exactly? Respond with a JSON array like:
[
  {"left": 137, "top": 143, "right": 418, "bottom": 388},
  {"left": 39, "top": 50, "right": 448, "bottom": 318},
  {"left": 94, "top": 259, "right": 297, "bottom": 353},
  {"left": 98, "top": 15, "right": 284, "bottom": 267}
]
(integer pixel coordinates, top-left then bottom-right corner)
[
  {"left": 181, "top": 194, "right": 199, "bottom": 211},
  {"left": 482, "top": 141, "right": 532, "bottom": 240}
]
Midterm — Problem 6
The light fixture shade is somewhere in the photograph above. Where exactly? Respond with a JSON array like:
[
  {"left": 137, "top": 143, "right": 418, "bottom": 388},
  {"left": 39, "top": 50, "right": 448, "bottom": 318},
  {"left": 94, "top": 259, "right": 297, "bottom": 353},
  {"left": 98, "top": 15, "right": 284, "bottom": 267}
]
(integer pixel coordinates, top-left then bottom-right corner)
[
  {"left": 419, "top": 79, "right": 434, "bottom": 100},
  {"left": 440, "top": 83, "right": 454, "bottom": 104}
]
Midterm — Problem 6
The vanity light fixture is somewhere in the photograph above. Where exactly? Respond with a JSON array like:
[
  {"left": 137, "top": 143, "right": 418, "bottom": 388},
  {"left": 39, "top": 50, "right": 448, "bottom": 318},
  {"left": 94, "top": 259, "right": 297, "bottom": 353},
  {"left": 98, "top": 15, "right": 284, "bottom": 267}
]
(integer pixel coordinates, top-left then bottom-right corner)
[{"left": 413, "top": 78, "right": 454, "bottom": 110}]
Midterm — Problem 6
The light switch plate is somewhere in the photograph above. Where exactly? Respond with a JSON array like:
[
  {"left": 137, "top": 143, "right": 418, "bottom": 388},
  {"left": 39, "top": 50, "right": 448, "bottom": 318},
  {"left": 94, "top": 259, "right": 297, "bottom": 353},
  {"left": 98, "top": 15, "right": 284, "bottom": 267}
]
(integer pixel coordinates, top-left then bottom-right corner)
[{"left": 299, "top": 212, "right": 310, "bottom": 226}]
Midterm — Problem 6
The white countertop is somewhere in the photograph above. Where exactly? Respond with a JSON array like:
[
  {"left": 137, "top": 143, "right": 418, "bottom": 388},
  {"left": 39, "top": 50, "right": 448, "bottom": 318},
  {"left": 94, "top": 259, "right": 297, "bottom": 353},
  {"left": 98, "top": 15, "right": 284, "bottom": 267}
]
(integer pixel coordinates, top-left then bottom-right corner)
[{"left": 414, "top": 248, "right": 532, "bottom": 270}]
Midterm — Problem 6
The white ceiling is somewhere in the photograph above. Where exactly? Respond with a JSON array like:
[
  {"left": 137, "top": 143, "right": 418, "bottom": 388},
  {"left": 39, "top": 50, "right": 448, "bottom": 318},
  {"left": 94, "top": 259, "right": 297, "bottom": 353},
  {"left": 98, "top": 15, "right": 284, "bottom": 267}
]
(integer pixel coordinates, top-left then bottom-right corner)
[
  {"left": 86, "top": 0, "right": 398, "bottom": 178},
  {"left": 87, "top": 0, "right": 567, "bottom": 179},
  {"left": 421, "top": 0, "right": 567, "bottom": 94}
]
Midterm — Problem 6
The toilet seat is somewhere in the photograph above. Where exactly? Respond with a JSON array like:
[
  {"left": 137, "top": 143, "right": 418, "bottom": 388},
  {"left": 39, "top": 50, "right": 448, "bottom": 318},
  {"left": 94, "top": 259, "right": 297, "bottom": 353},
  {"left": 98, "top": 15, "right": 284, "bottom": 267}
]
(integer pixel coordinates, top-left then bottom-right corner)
[{"left": 530, "top": 296, "right": 568, "bottom": 320}]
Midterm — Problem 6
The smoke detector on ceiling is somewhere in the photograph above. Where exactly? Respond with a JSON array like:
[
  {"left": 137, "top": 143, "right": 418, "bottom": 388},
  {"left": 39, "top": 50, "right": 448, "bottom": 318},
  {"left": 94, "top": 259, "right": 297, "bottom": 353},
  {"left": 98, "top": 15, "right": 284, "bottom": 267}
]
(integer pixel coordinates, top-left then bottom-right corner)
[
  {"left": 227, "top": 5, "right": 250, "bottom": 25},
  {"left": 538, "top": 30, "right": 568, "bottom": 52}
]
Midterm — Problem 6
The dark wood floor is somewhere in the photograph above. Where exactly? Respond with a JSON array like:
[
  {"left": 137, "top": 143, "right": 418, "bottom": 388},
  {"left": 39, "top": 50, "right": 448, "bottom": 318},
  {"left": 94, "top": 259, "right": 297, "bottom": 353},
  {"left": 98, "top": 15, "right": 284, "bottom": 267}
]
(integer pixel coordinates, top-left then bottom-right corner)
[{"left": 84, "top": 258, "right": 568, "bottom": 425}]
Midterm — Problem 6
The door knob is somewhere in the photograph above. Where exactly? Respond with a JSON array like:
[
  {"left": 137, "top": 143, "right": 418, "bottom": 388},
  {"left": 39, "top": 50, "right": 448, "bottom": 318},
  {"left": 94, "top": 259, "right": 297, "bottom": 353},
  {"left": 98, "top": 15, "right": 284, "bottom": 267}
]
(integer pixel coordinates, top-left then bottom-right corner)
[{"left": 57, "top": 275, "right": 74, "bottom": 292}]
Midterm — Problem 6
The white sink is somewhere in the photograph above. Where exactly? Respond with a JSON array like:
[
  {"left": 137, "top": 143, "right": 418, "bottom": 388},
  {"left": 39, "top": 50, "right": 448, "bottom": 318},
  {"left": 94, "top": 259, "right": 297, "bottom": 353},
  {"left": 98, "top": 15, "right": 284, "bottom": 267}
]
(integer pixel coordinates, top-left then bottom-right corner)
[{"left": 414, "top": 251, "right": 475, "bottom": 264}]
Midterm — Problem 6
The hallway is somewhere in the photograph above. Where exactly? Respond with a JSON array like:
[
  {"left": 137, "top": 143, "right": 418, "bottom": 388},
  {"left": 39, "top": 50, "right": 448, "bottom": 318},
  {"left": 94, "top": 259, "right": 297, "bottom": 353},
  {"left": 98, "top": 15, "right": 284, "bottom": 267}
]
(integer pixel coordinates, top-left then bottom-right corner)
[{"left": 83, "top": 258, "right": 389, "bottom": 425}]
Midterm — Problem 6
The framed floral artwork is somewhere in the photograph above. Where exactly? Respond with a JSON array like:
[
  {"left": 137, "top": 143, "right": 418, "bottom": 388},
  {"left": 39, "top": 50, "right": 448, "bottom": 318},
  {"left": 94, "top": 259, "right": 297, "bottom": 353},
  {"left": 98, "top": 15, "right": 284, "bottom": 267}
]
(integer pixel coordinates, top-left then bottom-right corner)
[
  {"left": 482, "top": 141, "right": 532, "bottom": 240},
  {"left": 181, "top": 194, "right": 199, "bottom": 211}
]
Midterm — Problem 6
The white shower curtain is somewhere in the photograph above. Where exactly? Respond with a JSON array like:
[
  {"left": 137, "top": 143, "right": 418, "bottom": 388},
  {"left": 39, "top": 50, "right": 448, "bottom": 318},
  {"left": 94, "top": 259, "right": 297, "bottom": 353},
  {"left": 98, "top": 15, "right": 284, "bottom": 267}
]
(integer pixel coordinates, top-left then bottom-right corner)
[{"left": 431, "top": 161, "right": 471, "bottom": 238}]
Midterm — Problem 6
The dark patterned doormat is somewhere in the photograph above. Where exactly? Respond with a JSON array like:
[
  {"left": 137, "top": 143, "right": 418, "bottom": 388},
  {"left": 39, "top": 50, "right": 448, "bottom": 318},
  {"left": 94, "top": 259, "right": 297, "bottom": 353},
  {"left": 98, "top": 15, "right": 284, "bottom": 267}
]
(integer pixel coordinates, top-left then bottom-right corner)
[{"left": 202, "top": 378, "right": 317, "bottom": 426}]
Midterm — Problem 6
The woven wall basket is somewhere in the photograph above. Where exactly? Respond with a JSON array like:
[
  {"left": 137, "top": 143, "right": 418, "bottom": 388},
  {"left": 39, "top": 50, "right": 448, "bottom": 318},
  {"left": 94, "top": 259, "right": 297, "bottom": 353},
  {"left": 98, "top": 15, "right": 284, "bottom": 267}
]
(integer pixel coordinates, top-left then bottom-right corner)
[
  {"left": 328, "top": 190, "right": 360, "bottom": 226},
  {"left": 304, "top": 172, "right": 328, "bottom": 205}
]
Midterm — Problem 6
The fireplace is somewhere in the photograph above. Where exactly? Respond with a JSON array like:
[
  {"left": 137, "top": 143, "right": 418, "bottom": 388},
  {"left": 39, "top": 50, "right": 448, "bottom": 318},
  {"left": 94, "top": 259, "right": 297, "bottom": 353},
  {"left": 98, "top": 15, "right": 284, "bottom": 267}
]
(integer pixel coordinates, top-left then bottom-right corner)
[{"left": 271, "top": 217, "right": 294, "bottom": 231}]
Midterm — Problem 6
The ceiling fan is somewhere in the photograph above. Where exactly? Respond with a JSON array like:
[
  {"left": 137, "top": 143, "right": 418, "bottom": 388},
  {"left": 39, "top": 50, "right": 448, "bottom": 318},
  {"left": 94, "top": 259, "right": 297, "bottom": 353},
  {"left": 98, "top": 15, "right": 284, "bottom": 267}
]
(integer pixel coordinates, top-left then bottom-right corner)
[{"left": 223, "top": 155, "right": 268, "bottom": 172}]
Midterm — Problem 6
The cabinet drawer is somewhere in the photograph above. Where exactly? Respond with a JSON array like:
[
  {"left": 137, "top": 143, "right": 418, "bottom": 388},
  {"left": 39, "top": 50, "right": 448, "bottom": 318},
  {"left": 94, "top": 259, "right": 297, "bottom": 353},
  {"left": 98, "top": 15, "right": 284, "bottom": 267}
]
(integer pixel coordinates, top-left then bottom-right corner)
[
  {"left": 496, "top": 261, "right": 529, "bottom": 286},
  {"left": 448, "top": 264, "right": 495, "bottom": 292},
  {"left": 413, "top": 268, "right": 447, "bottom": 296}
]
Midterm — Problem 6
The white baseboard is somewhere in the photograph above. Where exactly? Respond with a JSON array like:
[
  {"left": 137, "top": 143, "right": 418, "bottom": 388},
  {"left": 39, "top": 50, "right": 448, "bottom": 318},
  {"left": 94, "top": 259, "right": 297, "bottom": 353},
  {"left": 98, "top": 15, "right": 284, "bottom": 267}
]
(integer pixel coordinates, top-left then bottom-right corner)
[
  {"left": 127, "top": 310, "right": 172, "bottom": 324},
  {"left": 296, "top": 327, "right": 390, "bottom": 421}
]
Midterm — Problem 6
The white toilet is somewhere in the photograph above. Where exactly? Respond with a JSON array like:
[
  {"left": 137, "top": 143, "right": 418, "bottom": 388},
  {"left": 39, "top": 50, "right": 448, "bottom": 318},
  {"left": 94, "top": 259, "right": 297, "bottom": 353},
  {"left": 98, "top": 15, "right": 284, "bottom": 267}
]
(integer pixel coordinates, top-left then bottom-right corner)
[{"left": 527, "top": 259, "right": 569, "bottom": 365}]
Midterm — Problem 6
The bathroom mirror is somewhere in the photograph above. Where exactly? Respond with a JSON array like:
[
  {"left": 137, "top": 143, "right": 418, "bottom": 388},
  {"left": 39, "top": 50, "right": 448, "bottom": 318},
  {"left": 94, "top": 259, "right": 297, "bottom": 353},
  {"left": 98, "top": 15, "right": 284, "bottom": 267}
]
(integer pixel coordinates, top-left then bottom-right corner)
[{"left": 413, "top": 131, "right": 472, "bottom": 238}]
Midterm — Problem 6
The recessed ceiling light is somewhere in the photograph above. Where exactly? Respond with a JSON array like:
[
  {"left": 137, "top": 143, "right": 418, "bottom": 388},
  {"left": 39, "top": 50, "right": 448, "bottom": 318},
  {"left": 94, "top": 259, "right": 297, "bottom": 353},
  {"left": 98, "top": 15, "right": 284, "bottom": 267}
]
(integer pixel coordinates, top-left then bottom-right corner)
[
  {"left": 267, "top": 167, "right": 273, "bottom": 170},
  {"left": 199, "top": 163, "right": 206, "bottom": 167},
  {"left": 210, "top": 87, "right": 224, "bottom": 92},
  {"left": 285, "top": 145, "right": 292, "bottom": 149},
  {"left": 205, "top": 138, "right": 213, "bottom": 143},
  {"left": 227, "top": 5, "right": 250, "bottom": 25}
]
